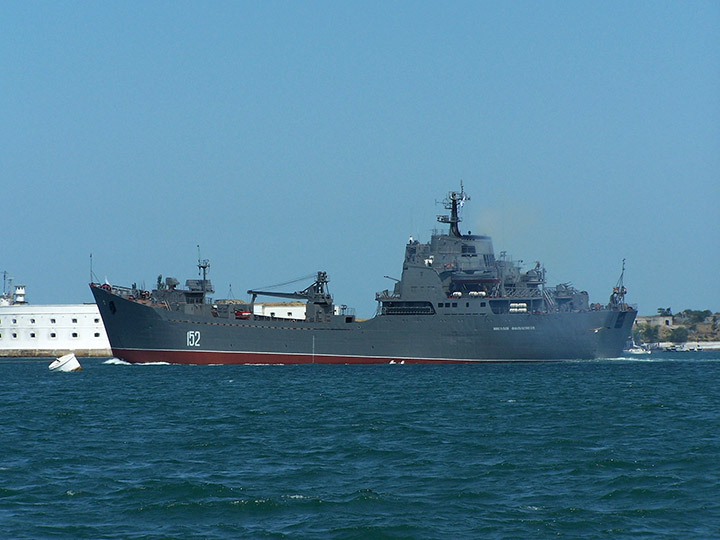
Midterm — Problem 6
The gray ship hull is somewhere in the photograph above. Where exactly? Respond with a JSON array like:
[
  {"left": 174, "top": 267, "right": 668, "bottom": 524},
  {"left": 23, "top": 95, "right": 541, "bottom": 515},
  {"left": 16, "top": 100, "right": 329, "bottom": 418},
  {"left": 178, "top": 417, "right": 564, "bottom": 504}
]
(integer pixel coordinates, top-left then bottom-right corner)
[{"left": 91, "top": 286, "right": 635, "bottom": 364}]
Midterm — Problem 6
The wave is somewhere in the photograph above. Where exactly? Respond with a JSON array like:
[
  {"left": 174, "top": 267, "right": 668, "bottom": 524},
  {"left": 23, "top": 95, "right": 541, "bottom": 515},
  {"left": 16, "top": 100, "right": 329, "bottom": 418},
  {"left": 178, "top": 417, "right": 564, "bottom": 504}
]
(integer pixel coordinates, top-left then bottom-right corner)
[
  {"left": 102, "top": 358, "right": 172, "bottom": 366},
  {"left": 102, "top": 358, "right": 131, "bottom": 365}
]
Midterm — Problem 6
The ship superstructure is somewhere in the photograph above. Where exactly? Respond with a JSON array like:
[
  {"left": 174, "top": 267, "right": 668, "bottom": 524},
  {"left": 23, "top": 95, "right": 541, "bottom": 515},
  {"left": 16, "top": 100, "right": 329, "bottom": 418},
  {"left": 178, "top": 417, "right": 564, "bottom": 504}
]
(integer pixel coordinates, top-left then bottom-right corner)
[{"left": 376, "top": 185, "right": 591, "bottom": 317}]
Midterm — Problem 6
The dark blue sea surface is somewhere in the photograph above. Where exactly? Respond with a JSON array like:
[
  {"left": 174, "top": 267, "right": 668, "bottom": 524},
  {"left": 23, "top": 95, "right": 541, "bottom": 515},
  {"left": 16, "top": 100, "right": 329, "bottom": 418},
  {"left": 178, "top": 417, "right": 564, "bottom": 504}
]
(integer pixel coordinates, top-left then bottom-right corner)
[{"left": 2, "top": 354, "right": 720, "bottom": 539}]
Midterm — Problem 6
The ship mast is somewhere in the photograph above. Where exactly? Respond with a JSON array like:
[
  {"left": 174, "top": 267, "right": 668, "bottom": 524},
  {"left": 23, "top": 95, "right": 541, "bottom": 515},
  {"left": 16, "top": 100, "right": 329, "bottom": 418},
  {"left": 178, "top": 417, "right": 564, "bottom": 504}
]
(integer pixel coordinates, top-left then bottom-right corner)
[
  {"left": 609, "top": 258, "right": 627, "bottom": 308},
  {"left": 437, "top": 182, "right": 470, "bottom": 238},
  {"left": 197, "top": 245, "right": 210, "bottom": 296}
]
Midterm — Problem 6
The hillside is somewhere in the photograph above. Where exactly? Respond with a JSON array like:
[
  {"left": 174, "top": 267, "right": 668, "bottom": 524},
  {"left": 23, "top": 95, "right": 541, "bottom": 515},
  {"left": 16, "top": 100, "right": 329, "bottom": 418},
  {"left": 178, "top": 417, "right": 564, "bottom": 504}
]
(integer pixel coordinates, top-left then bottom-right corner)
[{"left": 633, "top": 309, "right": 720, "bottom": 343}]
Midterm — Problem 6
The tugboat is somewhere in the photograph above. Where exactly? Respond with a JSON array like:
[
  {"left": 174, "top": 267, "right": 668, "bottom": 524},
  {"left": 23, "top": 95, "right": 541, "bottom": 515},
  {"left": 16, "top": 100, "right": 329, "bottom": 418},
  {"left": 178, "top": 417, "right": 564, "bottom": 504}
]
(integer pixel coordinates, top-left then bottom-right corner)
[{"left": 90, "top": 185, "right": 636, "bottom": 364}]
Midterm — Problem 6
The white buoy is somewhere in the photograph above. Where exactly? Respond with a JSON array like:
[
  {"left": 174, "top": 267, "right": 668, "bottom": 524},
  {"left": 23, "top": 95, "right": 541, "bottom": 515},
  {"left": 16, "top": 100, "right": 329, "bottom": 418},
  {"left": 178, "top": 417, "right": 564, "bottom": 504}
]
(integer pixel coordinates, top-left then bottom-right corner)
[{"left": 49, "top": 353, "right": 82, "bottom": 372}]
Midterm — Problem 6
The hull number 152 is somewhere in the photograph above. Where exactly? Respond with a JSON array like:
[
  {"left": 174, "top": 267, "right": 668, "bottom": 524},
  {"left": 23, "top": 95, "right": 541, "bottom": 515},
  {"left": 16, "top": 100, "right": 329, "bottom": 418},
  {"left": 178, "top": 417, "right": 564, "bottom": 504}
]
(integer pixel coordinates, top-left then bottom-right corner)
[{"left": 186, "top": 330, "right": 201, "bottom": 347}]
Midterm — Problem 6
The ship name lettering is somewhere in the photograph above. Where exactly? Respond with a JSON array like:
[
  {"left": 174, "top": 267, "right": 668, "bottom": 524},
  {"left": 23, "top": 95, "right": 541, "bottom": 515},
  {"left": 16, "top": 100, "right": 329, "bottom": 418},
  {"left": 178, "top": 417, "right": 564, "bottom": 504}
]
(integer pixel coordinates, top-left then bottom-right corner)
[
  {"left": 186, "top": 330, "right": 201, "bottom": 347},
  {"left": 493, "top": 326, "right": 536, "bottom": 331}
]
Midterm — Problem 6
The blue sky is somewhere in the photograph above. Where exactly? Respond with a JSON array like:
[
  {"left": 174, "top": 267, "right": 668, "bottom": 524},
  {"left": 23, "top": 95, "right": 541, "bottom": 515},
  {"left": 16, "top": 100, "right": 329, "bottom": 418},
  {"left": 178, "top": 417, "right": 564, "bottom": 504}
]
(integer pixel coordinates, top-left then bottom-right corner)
[{"left": 2, "top": 1, "right": 718, "bottom": 317}]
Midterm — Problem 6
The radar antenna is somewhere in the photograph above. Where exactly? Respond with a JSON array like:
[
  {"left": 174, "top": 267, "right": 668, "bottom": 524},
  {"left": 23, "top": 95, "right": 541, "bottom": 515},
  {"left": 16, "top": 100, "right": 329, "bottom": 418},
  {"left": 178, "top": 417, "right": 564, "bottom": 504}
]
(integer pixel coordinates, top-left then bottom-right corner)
[{"left": 437, "top": 181, "right": 470, "bottom": 238}]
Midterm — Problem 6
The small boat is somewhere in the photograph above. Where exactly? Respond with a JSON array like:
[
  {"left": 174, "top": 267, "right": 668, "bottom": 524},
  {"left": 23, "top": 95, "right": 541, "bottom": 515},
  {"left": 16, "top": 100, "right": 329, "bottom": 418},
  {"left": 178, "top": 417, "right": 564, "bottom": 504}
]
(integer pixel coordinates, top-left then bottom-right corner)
[
  {"left": 625, "top": 338, "right": 651, "bottom": 355},
  {"left": 49, "top": 353, "right": 82, "bottom": 372}
]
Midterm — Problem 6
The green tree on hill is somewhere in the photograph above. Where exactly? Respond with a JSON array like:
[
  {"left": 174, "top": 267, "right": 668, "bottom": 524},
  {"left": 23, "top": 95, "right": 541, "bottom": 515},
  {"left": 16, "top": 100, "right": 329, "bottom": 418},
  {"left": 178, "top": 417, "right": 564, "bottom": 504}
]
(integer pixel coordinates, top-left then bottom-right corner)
[
  {"left": 669, "top": 327, "right": 689, "bottom": 343},
  {"left": 681, "top": 309, "right": 712, "bottom": 325},
  {"left": 640, "top": 324, "right": 659, "bottom": 343}
]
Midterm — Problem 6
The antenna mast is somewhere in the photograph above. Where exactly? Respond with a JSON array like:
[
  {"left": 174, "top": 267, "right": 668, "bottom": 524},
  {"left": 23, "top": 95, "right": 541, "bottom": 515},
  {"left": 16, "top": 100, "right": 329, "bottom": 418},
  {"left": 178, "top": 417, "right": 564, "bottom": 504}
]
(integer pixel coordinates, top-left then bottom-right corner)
[
  {"left": 437, "top": 181, "right": 470, "bottom": 237},
  {"left": 610, "top": 258, "right": 627, "bottom": 307},
  {"left": 197, "top": 245, "right": 210, "bottom": 295}
]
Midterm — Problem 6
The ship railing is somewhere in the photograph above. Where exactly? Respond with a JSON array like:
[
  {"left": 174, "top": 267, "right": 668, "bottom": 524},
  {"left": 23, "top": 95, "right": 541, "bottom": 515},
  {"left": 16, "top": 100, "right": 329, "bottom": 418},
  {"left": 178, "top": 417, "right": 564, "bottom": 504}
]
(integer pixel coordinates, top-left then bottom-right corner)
[
  {"left": 497, "top": 289, "right": 543, "bottom": 298},
  {"left": 335, "top": 305, "right": 356, "bottom": 317},
  {"left": 605, "top": 302, "right": 637, "bottom": 312},
  {"left": 108, "top": 284, "right": 137, "bottom": 299}
]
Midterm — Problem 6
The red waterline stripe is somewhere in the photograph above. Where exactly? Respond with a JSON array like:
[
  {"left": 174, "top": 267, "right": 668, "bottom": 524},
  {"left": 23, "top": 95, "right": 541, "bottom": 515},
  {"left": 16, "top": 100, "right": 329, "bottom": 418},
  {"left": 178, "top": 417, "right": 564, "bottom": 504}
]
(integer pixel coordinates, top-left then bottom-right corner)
[{"left": 111, "top": 348, "right": 482, "bottom": 365}]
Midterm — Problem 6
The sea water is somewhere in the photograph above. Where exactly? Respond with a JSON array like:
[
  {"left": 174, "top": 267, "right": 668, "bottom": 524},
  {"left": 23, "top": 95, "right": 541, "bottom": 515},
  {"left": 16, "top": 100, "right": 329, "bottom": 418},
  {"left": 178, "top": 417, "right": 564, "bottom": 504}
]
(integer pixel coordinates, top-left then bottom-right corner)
[{"left": 2, "top": 354, "right": 719, "bottom": 539}]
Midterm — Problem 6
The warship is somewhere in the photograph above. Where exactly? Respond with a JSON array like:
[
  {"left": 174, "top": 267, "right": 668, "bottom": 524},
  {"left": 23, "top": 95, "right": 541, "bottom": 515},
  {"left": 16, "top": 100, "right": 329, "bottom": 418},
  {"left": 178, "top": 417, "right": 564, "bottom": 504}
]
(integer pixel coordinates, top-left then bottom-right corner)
[{"left": 90, "top": 186, "right": 636, "bottom": 364}]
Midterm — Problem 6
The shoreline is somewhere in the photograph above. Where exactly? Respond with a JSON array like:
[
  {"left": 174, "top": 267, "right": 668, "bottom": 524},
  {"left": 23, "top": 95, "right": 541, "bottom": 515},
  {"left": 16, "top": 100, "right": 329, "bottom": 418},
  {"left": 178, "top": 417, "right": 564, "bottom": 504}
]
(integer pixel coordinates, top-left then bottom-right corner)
[{"left": 647, "top": 341, "right": 720, "bottom": 351}]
